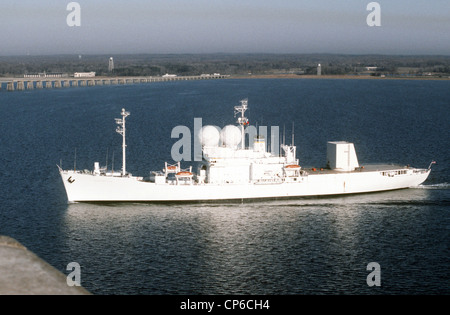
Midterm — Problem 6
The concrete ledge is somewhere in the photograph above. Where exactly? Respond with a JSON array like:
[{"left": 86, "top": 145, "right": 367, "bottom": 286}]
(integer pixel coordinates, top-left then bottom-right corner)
[{"left": 0, "top": 236, "right": 90, "bottom": 295}]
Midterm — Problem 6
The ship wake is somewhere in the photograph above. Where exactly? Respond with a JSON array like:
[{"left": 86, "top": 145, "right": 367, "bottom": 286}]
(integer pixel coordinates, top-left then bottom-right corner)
[{"left": 416, "top": 183, "right": 450, "bottom": 190}]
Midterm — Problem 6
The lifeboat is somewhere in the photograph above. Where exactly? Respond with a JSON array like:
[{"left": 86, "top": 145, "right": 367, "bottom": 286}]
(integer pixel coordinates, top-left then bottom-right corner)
[
  {"left": 284, "top": 164, "right": 300, "bottom": 169},
  {"left": 176, "top": 171, "right": 193, "bottom": 177},
  {"left": 167, "top": 165, "right": 178, "bottom": 171}
]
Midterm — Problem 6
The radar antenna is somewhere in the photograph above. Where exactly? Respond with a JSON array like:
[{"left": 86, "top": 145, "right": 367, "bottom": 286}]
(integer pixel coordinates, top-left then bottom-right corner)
[
  {"left": 234, "top": 99, "right": 249, "bottom": 149},
  {"left": 115, "top": 108, "right": 130, "bottom": 176}
]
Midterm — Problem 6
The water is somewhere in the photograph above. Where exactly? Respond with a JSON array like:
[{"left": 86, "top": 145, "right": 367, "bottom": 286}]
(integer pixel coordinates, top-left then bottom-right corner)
[{"left": 0, "top": 79, "right": 449, "bottom": 295}]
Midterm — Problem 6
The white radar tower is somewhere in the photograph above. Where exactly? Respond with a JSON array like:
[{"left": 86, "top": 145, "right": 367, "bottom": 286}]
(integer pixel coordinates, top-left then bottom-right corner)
[
  {"left": 234, "top": 99, "right": 249, "bottom": 149},
  {"left": 115, "top": 108, "right": 130, "bottom": 176},
  {"left": 109, "top": 57, "right": 114, "bottom": 73}
]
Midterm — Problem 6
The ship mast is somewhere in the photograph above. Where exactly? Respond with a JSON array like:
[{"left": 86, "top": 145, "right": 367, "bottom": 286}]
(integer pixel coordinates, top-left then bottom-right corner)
[
  {"left": 234, "top": 99, "right": 249, "bottom": 149},
  {"left": 115, "top": 108, "right": 130, "bottom": 176}
]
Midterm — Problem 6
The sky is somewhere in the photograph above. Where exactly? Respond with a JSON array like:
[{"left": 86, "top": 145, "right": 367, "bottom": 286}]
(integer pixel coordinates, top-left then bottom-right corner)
[{"left": 0, "top": 0, "right": 449, "bottom": 56}]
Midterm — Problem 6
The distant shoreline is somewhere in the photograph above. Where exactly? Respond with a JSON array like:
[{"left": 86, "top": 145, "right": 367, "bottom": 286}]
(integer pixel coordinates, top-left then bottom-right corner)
[
  {"left": 1, "top": 54, "right": 449, "bottom": 79},
  {"left": 231, "top": 74, "right": 450, "bottom": 80}
]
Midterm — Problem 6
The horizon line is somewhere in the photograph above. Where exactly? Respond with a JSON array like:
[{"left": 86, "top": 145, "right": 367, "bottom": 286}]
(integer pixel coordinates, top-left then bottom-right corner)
[{"left": 1, "top": 52, "right": 450, "bottom": 58}]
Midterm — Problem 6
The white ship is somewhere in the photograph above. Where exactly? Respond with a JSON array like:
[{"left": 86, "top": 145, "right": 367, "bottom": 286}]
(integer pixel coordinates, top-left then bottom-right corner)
[{"left": 58, "top": 100, "right": 432, "bottom": 203}]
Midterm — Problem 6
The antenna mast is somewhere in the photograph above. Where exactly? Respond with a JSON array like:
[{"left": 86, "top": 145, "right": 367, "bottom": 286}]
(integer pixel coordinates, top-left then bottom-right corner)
[
  {"left": 292, "top": 122, "right": 295, "bottom": 146},
  {"left": 115, "top": 108, "right": 130, "bottom": 176},
  {"left": 234, "top": 99, "right": 249, "bottom": 149}
]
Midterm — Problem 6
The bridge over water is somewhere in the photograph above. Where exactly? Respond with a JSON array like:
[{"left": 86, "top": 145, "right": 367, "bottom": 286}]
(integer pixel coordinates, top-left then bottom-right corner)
[{"left": 0, "top": 74, "right": 229, "bottom": 91}]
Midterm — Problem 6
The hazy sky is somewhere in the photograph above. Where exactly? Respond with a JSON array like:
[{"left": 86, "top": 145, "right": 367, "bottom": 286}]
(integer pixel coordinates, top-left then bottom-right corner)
[{"left": 0, "top": 0, "right": 449, "bottom": 55}]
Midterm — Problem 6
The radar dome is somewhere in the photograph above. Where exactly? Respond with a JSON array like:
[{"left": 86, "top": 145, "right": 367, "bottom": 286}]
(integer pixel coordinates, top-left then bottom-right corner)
[
  {"left": 198, "top": 125, "right": 220, "bottom": 147},
  {"left": 220, "top": 125, "right": 241, "bottom": 148}
]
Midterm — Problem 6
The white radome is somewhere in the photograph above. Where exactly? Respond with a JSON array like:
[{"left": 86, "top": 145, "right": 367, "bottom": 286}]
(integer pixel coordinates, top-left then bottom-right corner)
[
  {"left": 199, "top": 125, "right": 220, "bottom": 147},
  {"left": 220, "top": 125, "right": 241, "bottom": 148}
]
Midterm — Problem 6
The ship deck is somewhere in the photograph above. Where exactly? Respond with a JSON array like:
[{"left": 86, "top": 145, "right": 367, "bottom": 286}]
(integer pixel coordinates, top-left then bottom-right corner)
[{"left": 301, "top": 164, "right": 415, "bottom": 175}]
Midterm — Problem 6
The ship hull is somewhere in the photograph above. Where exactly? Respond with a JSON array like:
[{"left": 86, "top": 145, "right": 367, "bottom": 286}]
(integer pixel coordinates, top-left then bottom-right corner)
[{"left": 59, "top": 167, "right": 430, "bottom": 203}]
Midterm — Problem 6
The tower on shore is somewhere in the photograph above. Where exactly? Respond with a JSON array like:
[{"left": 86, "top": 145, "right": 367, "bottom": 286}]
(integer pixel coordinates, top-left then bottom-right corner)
[
  {"left": 317, "top": 64, "right": 322, "bottom": 76},
  {"left": 108, "top": 57, "right": 114, "bottom": 73}
]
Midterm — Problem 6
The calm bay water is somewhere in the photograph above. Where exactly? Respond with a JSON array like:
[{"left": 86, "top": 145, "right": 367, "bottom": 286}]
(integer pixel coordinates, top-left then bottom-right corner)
[{"left": 0, "top": 79, "right": 449, "bottom": 295}]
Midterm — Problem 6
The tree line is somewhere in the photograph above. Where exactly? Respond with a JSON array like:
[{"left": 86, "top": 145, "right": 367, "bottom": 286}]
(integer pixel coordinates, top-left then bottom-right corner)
[{"left": 0, "top": 54, "right": 449, "bottom": 77}]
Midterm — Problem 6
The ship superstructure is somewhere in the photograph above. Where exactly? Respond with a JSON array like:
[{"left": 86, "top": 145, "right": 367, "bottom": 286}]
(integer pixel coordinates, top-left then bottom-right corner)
[{"left": 58, "top": 101, "right": 432, "bottom": 203}]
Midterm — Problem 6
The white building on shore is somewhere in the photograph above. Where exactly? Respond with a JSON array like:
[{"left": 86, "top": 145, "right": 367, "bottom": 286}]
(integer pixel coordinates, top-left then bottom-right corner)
[
  {"left": 74, "top": 72, "right": 96, "bottom": 78},
  {"left": 24, "top": 72, "right": 66, "bottom": 78}
]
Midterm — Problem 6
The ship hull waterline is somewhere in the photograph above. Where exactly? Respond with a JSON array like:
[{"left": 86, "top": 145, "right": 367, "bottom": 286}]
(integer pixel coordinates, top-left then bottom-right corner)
[{"left": 59, "top": 168, "right": 430, "bottom": 203}]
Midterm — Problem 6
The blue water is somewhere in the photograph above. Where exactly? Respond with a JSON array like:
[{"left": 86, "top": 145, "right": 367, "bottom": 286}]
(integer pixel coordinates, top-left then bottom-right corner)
[{"left": 0, "top": 79, "right": 449, "bottom": 295}]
